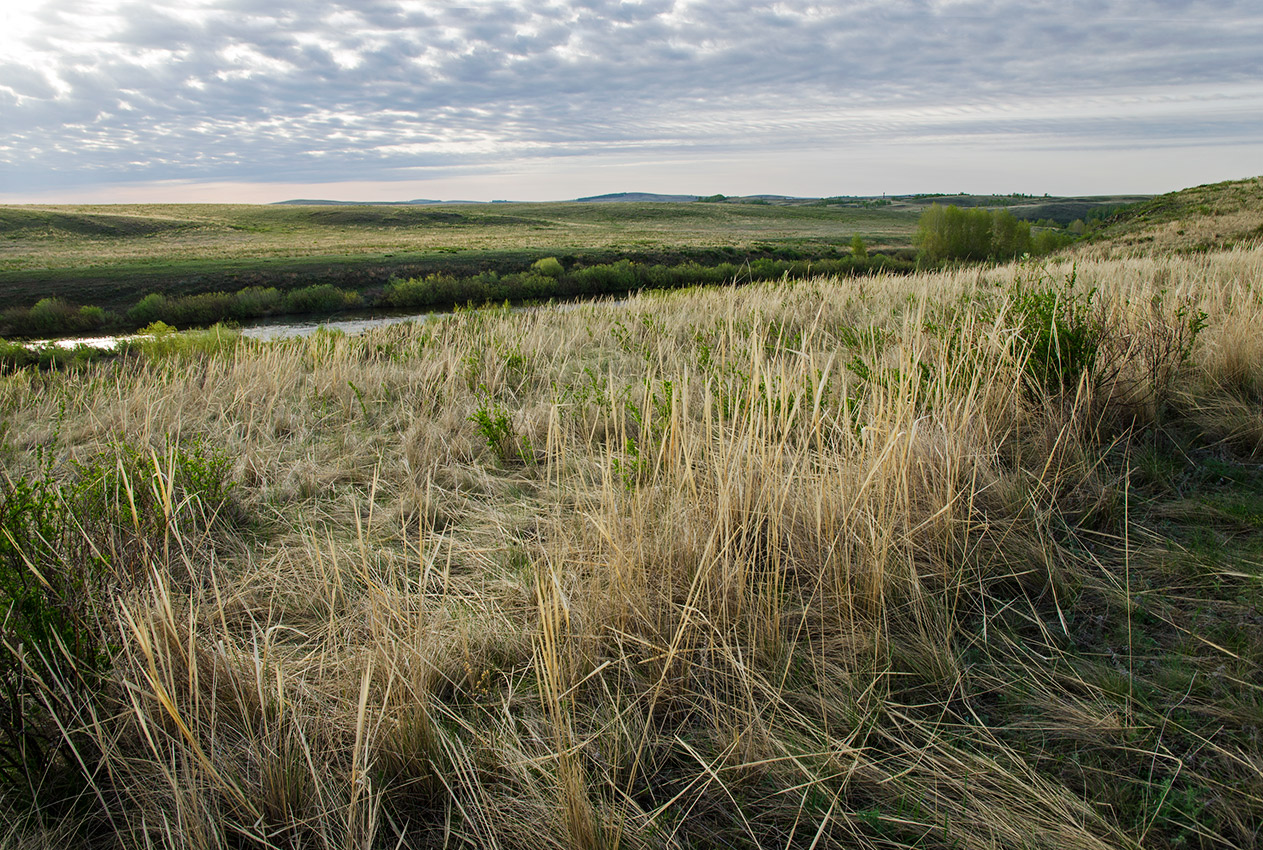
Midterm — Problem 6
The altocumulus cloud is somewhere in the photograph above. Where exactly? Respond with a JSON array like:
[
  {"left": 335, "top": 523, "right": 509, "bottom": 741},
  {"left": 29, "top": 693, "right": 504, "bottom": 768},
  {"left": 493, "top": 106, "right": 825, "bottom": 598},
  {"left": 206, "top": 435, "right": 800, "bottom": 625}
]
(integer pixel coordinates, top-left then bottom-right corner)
[{"left": 1, "top": 0, "right": 1262, "bottom": 199}]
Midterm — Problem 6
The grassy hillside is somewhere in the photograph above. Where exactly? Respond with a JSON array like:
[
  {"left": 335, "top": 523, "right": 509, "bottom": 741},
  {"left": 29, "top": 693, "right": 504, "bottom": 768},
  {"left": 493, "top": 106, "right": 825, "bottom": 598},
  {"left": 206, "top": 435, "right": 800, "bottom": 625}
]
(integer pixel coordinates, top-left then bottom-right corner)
[
  {"left": 0, "top": 202, "right": 919, "bottom": 311},
  {"left": 1084, "top": 176, "right": 1263, "bottom": 256},
  {"left": 3, "top": 245, "right": 1262, "bottom": 848}
]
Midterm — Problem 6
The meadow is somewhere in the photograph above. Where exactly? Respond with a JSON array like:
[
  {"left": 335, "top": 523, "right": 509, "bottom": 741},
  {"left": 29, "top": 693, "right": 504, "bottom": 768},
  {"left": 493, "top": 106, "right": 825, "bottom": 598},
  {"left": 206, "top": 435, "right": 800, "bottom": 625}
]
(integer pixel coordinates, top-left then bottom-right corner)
[
  {"left": 0, "top": 192, "right": 1148, "bottom": 322},
  {"left": 3, "top": 222, "right": 1263, "bottom": 848},
  {"left": 0, "top": 201, "right": 920, "bottom": 315}
]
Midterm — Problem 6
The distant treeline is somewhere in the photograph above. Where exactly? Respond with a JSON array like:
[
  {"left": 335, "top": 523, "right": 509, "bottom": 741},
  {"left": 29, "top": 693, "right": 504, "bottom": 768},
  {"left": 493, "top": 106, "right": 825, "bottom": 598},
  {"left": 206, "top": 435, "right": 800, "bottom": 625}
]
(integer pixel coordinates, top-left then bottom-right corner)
[{"left": 0, "top": 253, "right": 912, "bottom": 339}]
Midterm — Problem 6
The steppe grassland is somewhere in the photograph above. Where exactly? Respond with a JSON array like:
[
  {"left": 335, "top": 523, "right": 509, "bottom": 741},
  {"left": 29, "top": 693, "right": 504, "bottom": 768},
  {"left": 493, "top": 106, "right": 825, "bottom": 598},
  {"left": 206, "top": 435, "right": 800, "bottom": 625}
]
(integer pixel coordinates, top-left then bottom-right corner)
[
  {"left": 0, "top": 203, "right": 915, "bottom": 272},
  {"left": 3, "top": 247, "right": 1263, "bottom": 848}
]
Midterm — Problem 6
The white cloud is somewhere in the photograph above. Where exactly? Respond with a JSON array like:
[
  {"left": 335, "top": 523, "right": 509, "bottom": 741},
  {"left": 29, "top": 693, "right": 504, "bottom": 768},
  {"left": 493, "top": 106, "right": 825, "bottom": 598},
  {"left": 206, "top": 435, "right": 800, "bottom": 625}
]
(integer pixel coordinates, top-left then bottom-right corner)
[{"left": 1, "top": 0, "right": 1261, "bottom": 199}]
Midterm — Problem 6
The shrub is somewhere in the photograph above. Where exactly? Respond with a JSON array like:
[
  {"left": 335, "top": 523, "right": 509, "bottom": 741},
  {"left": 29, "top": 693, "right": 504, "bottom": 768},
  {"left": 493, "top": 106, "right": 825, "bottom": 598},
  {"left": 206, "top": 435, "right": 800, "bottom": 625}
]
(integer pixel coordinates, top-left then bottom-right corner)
[
  {"left": 531, "top": 257, "right": 564, "bottom": 278},
  {"left": 127, "top": 292, "right": 168, "bottom": 326},
  {"left": 470, "top": 402, "right": 531, "bottom": 462},
  {"left": 282, "top": 284, "right": 360, "bottom": 314},
  {"left": 1031, "top": 229, "right": 1075, "bottom": 255},
  {"left": 0, "top": 433, "right": 243, "bottom": 811},
  {"left": 128, "top": 322, "right": 240, "bottom": 359},
  {"left": 382, "top": 274, "right": 462, "bottom": 309},
  {"left": 0, "top": 455, "right": 109, "bottom": 808},
  {"left": 1009, "top": 264, "right": 1103, "bottom": 393},
  {"left": 231, "top": 286, "right": 282, "bottom": 319}
]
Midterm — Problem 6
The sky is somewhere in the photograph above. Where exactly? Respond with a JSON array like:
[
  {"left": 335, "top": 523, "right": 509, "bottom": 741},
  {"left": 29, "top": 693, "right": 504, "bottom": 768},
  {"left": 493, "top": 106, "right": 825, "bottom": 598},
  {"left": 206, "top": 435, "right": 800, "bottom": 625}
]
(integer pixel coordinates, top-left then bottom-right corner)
[{"left": 1, "top": 0, "right": 1261, "bottom": 204}]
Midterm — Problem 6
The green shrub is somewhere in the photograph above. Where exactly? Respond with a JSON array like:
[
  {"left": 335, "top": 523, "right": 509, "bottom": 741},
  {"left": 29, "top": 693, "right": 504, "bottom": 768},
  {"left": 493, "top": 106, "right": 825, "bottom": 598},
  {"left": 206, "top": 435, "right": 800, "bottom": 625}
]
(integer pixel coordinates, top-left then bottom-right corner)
[
  {"left": 531, "top": 257, "right": 564, "bottom": 278},
  {"left": 0, "top": 433, "right": 243, "bottom": 811},
  {"left": 0, "top": 454, "right": 109, "bottom": 808},
  {"left": 1032, "top": 229, "right": 1075, "bottom": 255},
  {"left": 127, "top": 292, "right": 168, "bottom": 326},
  {"left": 282, "top": 284, "right": 360, "bottom": 314},
  {"left": 127, "top": 321, "right": 239, "bottom": 360},
  {"left": 0, "top": 339, "right": 41, "bottom": 371},
  {"left": 1009, "top": 264, "right": 1103, "bottom": 393},
  {"left": 470, "top": 402, "right": 531, "bottom": 463},
  {"left": 231, "top": 286, "right": 282, "bottom": 318},
  {"left": 381, "top": 274, "right": 465, "bottom": 309}
]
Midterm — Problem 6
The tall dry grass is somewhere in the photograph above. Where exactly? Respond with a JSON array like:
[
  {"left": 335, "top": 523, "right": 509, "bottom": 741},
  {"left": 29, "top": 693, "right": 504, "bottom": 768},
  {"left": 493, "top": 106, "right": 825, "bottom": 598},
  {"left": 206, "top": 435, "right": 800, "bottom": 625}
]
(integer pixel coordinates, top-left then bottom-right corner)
[{"left": 2, "top": 248, "right": 1262, "bottom": 848}]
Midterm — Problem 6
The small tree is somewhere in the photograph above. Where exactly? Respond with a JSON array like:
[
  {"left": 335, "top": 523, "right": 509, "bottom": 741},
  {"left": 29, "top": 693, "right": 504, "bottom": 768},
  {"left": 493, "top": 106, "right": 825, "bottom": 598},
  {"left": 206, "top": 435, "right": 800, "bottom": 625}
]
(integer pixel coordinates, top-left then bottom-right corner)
[{"left": 850, "top": 234, "right": 868, "bottom": 260}]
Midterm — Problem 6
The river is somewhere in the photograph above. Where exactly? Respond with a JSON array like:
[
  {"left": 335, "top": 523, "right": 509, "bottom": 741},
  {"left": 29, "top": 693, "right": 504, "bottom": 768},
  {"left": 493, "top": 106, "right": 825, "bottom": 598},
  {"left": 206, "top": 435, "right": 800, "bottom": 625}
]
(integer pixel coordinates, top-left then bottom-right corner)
[
  {"left": 28, "top": 298, "right": 621, "bottom": 350},
  {"left": 28, "top": 309, "right": 454, "bottom": 350}
]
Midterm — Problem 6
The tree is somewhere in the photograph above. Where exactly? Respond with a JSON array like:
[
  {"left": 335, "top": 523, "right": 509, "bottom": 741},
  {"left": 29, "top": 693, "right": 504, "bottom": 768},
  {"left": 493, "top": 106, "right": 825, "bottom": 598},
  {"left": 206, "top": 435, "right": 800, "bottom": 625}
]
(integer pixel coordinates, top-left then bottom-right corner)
[
  {"left": 914, "top": 204, "right": 1033, "bottom": 262},
  {"left": 850, "top": 234, "right": 868, "bottom": 260}
]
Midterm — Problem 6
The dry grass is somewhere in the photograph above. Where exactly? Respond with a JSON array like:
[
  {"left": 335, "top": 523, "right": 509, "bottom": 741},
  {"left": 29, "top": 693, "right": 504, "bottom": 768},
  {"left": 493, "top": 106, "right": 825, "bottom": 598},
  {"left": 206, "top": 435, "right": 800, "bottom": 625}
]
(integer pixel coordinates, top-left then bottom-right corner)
[
  {"left": 1082, "top": 177, "right": 1263, "bottom": 258},
  {"left": 2, "top": 248, "right": 1262, "bottom": 848}
]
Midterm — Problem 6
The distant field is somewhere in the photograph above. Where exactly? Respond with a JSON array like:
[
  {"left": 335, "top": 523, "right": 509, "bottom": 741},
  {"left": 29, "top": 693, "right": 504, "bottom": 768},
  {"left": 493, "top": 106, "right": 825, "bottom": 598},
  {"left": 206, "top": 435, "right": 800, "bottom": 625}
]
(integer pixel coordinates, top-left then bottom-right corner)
[
  {"left": 0, "top": 193, "right": 1150, "bottom": 313},
  {"left": 0, "top": 202, "right": 918, "bottom": 310}
]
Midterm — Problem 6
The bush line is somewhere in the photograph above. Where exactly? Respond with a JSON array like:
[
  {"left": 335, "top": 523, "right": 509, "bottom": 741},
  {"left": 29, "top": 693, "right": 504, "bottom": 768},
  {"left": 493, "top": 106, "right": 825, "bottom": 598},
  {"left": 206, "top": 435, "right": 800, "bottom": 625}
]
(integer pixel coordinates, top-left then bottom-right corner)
[{"left": 0, "top": 253, "right": 913, "bottom": 340}]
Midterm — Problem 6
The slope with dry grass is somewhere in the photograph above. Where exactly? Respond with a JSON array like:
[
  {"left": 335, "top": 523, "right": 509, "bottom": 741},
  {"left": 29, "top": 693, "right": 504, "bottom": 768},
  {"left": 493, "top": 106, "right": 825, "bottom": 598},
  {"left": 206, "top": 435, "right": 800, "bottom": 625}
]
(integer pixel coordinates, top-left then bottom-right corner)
[
  {"left": 2, "top": 248, "right": 1262, "bottom": 848},
  {"left": 1083, "top": 177, "right": 1263, "bottom": 258}
]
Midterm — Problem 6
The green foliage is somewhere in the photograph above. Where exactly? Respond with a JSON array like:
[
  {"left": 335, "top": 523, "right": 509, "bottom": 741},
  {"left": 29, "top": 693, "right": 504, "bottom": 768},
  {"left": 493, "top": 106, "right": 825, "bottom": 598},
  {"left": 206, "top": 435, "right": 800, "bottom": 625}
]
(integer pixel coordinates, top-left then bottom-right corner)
[
  {"left": 0, "top": 432, "right": 239, "bottom": 811},
  {"left": 0, "top": 299, "right": 109, "bottom": 338},
  {"left": 282, "top": 283, "right": 361, "bottom": 315},
  {"left": 1032, "top": 228, "right": 1075, "bottom": 255},
  {"left": 382, "top": 254, "right": 914, "bottom": 313},
  {"left": 0, "top": 339, "right": 105, "bottom": 373},
  {"left": 469, "top": 401, "right": 530, "bottom": 463},
  {"left": 127, "top": 292, "right": 168, "bottom": 326},
  {"left": 125, "top": 284, "right": 358, "bottom": 332},
  {"left": 850, "top": 234, "right": 868, "bottom": 259},
  {"left": 232, "top": 285, "right": 282, "bottom": 317},
  {"left": 1008, "top": 264, "right": 1103, "bottom": 392},
  {"left": 530, "top": 257, "right": 564, "bottom": 278},
  {"left": 125, "top": 321, "right": 240, "bottom": 360},
  {"left": 0, "top": 450, "right": 109, "bottom": 807},
  {"left": 915, "top": 204, "right": 1038, "bottom": 262}
]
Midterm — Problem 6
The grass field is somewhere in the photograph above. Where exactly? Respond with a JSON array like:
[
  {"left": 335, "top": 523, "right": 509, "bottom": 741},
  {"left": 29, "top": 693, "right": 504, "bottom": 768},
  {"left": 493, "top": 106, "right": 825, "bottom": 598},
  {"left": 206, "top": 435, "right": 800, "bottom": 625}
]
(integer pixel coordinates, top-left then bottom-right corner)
[
  {"left": 3, "top": 221, "right": 1263, "bottom": 848},
  {"left": 0, "top": 191, "right": 1154, "bottom": 317},
  {"left": 0, "top": 202, "right": 919, "bottom": 312}
]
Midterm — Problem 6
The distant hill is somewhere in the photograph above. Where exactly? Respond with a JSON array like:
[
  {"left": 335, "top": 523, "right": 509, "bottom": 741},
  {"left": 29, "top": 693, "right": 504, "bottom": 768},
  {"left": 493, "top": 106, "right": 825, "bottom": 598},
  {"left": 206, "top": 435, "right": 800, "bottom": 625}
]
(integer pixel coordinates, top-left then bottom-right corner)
[
  {"left": 1083, "top": 176, "right": 1263, "bottom": 255},
  {"left": 573, "top": 192, "right": 699, "bottom": 203}
]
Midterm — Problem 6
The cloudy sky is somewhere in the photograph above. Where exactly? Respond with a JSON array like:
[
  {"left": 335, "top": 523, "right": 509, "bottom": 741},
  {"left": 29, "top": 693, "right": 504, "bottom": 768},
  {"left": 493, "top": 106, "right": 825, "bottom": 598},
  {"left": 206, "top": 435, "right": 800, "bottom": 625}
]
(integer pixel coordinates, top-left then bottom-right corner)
[{"left": 2, "top": 0, "right": 1261, "bottom": 203}]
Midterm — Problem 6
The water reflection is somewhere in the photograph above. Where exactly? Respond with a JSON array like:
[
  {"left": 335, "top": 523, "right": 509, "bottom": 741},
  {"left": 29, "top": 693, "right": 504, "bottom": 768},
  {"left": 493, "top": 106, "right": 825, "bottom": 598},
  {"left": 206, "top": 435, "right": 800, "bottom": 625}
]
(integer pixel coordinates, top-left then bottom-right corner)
[
  {"left": 30, "top": 297, "right": 623, "bottom": 350},
  {"left": 30, "top": 311, "right": 443, "bottom": 350},
  {"left": 238, "top": 311, "right": 442, "bottom": 341}
]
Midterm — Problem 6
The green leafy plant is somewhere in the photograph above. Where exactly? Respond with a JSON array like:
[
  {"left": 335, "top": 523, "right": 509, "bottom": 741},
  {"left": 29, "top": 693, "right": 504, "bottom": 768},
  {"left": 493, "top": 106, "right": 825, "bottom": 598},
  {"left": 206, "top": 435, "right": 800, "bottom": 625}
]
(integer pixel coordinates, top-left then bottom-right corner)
[
  {"left": 1009, "top": 264, "right": 1103, "bottom": 393},
  {"left": 470, "top": 401, "right": 529, "bottom": 463},
  {"left": 0, "top": 451, "right": 109, "bottom": 808}
]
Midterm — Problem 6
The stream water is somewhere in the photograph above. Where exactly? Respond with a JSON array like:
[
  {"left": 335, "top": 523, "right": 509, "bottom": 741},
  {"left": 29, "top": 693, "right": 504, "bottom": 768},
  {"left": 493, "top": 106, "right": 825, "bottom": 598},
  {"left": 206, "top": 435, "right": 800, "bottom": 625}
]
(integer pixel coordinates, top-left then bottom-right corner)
[
  {"left": 29, "top": 296, "right": 622, "bottom": 350},
  {"left": 30, "top": 309, "right": 452, "bottom": 349}
]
